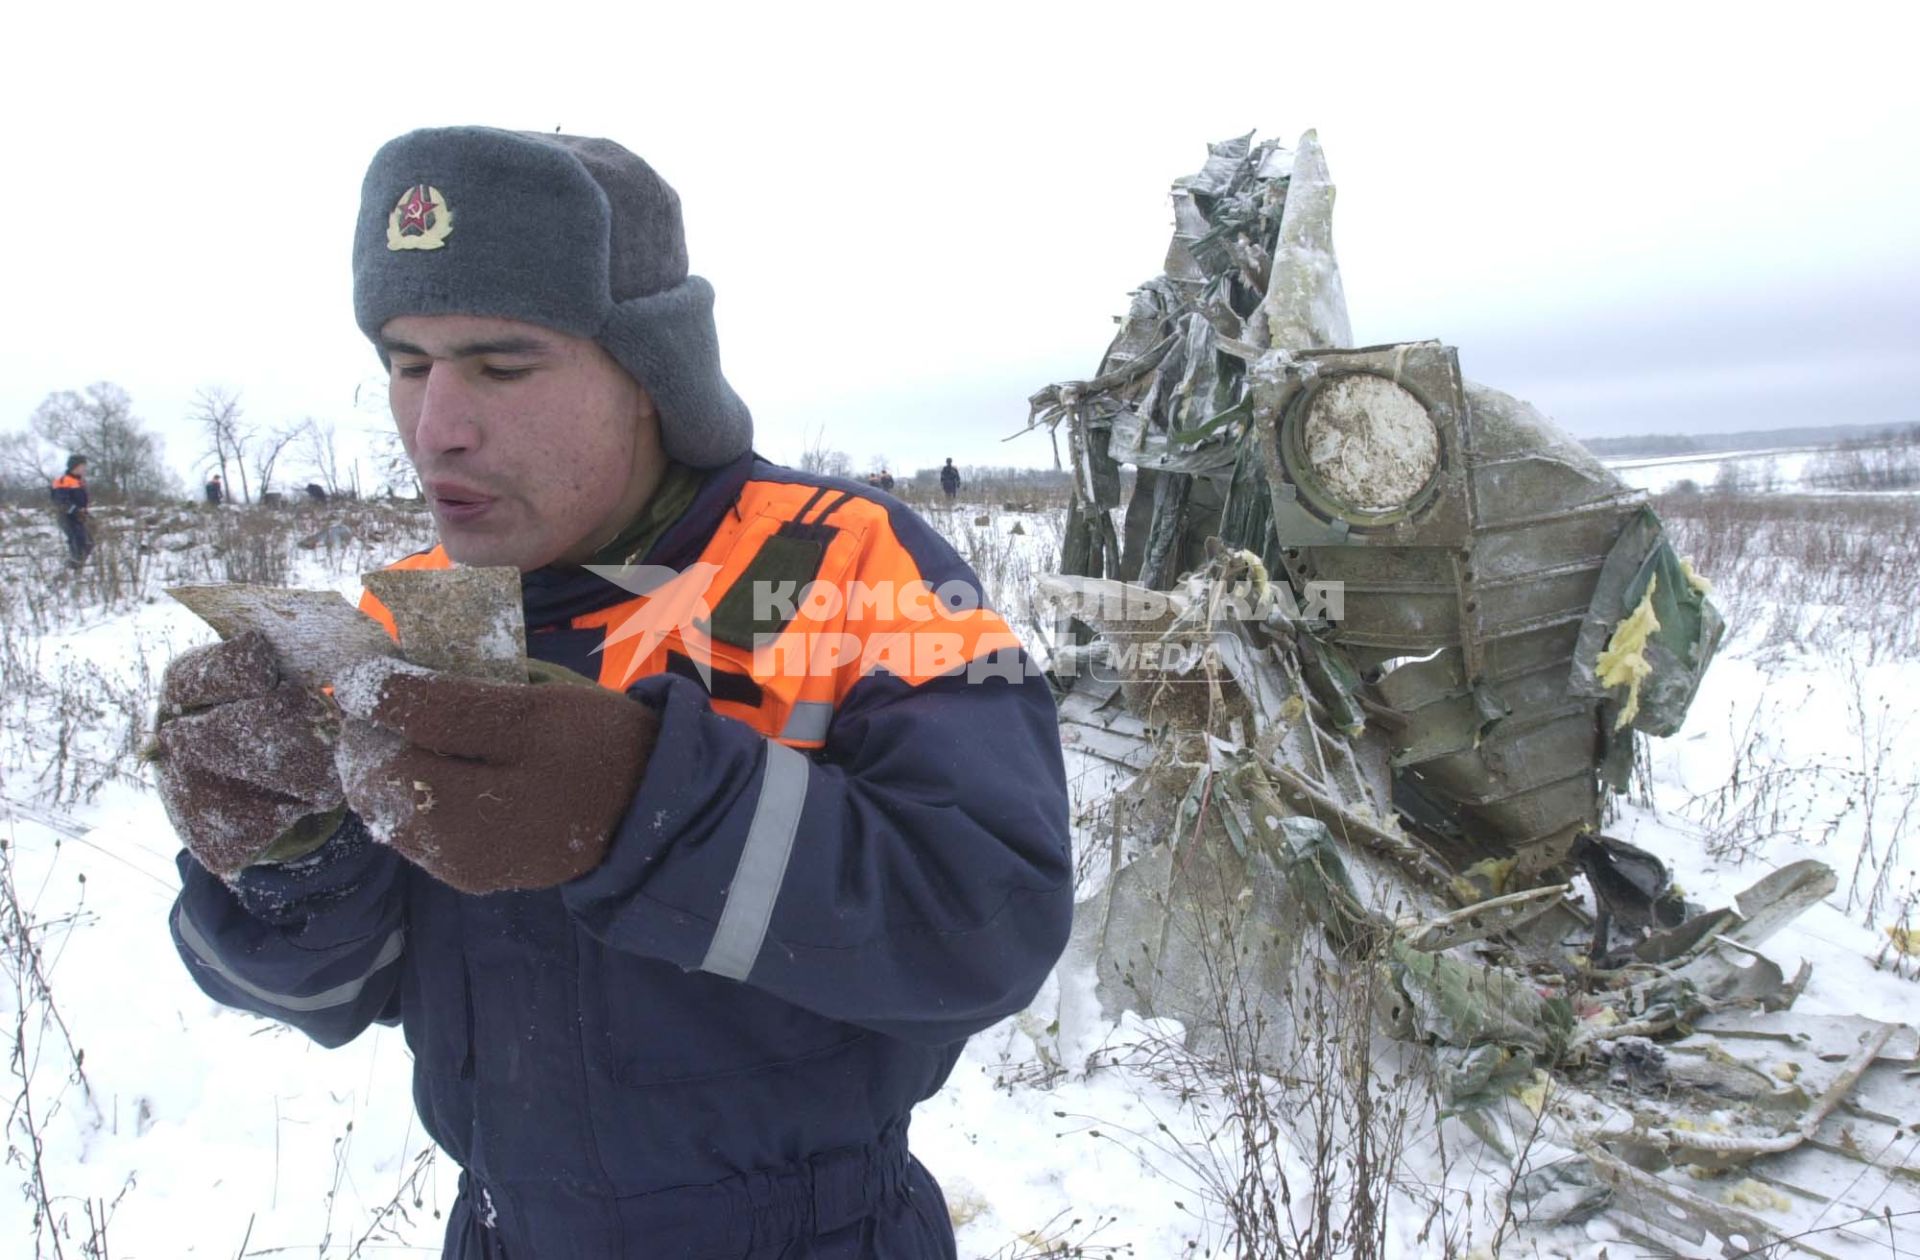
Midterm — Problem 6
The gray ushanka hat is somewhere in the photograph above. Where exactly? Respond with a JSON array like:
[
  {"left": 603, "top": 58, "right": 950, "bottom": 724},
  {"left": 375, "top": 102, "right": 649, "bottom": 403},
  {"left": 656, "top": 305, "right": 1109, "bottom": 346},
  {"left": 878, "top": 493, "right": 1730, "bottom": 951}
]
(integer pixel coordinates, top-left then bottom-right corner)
[{"left": 352, "top": 127, "right": 751, "bottom": 469}]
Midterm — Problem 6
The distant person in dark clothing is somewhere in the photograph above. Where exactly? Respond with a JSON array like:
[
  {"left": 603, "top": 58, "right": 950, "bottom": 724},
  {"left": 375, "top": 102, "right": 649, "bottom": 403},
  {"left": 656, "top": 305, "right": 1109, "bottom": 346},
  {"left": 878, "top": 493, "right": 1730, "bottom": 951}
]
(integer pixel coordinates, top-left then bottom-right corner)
[
  {"left": 50, "top": 455, "right": 94, "bottom": 568},
  {"left": 877, "top": 468, "right": 895, "bottom": 493},
  {"left": 205, "top": 473, "right": 225, "bottom": 505},
  {"left": 305, "top": 483, "right": 329, "bottom": 503},
  {"left": 940, "top": 458, "right": 961, "bottom": 502}
]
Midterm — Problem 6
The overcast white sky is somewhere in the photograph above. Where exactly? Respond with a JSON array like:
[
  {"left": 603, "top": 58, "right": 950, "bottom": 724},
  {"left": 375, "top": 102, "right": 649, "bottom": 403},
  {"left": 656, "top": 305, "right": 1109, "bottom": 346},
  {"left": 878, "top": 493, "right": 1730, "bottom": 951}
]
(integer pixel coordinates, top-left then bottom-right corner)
[{"left": 3, "top": 0, "right": 1915, "bottom": 490}]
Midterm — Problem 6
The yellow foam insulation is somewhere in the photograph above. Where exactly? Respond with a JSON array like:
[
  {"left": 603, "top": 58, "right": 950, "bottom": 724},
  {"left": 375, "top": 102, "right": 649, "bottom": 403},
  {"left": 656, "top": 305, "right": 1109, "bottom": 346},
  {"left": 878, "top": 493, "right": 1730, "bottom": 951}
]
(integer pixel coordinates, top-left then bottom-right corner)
[
  {"left": 1671, "top": 1116, "right": 1728, "bottom": 1135},
  {"left": 1279, "top": 694, "right": 1306, "bottom": 722},
  {"left": 945, "top": 1185, "right": 990, "bottom": 1229},
  {"left": 1514, "top": 1069, "right": 1550, "bottom": 1116},
  {"left": 1680, "top": 555, "right": 1714, "bottom": 596},
  {"left": 1235, "top": 548, "right": 1270, "bottom": 599},
  {"left": 1596, "top": 573, "right": 1662, "bottom": 731},
  {"left": 1887, "top": 923, "right": 1917, "bottom": 956},
  {"left": 1724, "top": 1178, "right": 1792, "bottom": 1212},
  {"left": 1450, "top": 857, "right": 1518, "bottom": 903},
  {"left": 1771, "top": 1060, "right": 1801, "bottom": 1082}
]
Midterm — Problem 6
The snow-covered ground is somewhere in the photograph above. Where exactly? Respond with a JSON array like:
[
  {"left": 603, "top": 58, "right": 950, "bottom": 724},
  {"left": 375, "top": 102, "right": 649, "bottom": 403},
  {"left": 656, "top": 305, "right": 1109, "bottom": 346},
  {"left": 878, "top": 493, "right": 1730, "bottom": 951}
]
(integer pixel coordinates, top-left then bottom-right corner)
[
  {"left": 1603, "top": 440, "right": 1919, "bottom": 497},
  {"left": 1604, "top": 446, "right": 1825, "bottom": 495},
  {"left": 0, "top": 488, "right": 1914, "bottom": 1258}
]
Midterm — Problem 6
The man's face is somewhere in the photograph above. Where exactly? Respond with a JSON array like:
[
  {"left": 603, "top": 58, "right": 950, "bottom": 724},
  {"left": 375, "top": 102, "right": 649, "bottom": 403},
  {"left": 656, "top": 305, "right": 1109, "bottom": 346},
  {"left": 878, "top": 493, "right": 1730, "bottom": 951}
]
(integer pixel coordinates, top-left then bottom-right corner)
[{"left": 383, "top": 314, "right": 666, "bottom": 571}]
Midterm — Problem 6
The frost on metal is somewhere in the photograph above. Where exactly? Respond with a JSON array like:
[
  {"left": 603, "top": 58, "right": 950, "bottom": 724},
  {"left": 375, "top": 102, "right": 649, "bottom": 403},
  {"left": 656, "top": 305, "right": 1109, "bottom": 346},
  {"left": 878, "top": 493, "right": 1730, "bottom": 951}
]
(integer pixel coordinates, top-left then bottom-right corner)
[
  {"left": 1035, "top": 134, "right": 1911, "bottom": 1252},
  {"left": 361, "top": 567, "right": 526, "bottom": 683},
  {"left": 167, "top": 585, "right": 400, "bottom": 687},
  {"left": 1297, "top": 374, "right": 1440, "bottom": 510},
  {"left": 169, "top": 566, "right": 525, "bottom": 684},
  {"left": 1255, "top": 129, "right": 1351, "bottom": 354}
]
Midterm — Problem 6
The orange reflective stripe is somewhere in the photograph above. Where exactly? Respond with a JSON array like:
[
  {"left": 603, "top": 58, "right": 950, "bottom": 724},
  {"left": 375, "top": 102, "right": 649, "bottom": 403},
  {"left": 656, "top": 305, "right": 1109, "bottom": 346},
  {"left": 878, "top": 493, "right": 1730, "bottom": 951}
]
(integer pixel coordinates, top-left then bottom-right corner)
[{"left": 52, "top": 475, "right": 83, "bottom": 490}]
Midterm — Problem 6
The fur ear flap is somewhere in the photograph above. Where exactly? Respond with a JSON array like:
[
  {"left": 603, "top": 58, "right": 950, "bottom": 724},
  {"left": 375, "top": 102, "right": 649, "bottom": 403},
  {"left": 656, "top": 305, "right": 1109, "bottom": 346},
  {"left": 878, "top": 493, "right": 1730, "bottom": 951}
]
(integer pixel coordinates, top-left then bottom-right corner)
[{"left": 597, "top": 276, "right": 753, "bottom": 470}]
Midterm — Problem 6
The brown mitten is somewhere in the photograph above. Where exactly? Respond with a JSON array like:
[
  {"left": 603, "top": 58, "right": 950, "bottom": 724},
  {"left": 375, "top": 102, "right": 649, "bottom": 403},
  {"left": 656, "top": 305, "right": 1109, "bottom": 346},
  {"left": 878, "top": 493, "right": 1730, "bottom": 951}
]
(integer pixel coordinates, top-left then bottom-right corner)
[
  {"left": 333, "top": 659, "right": 660, "bottom": 895},
  {"left": 154, "top": 631, "right": 346, "bottom": 875}
]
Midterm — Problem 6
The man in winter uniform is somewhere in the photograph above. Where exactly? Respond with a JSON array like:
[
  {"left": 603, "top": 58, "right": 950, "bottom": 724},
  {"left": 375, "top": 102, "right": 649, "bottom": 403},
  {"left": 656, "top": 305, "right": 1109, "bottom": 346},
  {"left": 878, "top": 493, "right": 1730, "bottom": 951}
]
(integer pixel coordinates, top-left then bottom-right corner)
[
  {"left": 153, "top": 127, "right": 1074, "bottom": 1259},
  {"left": 50, "top": 454, "right": 93, "bottom": 567},
  {"left": 939, "top": 459, "right": 961, "bottom": 503}
]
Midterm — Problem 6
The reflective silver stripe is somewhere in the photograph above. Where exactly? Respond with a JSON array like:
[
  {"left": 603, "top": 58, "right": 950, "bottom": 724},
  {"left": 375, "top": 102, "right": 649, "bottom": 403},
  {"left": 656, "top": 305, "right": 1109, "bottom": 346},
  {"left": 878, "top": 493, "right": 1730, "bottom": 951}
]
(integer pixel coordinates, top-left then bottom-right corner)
[
  {"left": 779, "top": 701, "right": 833, "bottom": 744},
  {"left": 700, "top": 741, "right": 810, "bottom": 980},
  {"left": 174, "top": 903, "right": 405, "bottom": 1014}
]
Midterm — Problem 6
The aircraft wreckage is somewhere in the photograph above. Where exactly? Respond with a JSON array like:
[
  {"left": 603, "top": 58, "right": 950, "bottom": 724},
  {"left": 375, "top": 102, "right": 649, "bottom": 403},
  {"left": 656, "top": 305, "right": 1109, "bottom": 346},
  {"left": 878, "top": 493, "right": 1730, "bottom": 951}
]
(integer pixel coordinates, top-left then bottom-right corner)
[{"left": 1028, "top": 133, "right": 1917, "bottom": 1255}]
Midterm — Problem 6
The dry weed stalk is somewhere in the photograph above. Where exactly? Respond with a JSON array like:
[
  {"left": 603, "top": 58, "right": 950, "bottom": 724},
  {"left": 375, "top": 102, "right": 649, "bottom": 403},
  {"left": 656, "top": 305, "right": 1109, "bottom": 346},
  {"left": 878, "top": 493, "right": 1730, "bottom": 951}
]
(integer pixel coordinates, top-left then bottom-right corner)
[
  {"left": 1654, "top": 490, "right": 1920, "bottom": 664},
  {"left": 982, "top": 1211, "right": 1134, "bottom": 1259},
  {"left": 1686, "top": 658, "right": 1917, "bottom": 931},
  {"left": 0, "top": 498, "right": 444, "bottom": 1256},
  {"left": 1067, "top": 624, "right": 1468, "bottom": 1258},
  {"left": 1, "top": 824, "right": 109, "bottom": 1258}
]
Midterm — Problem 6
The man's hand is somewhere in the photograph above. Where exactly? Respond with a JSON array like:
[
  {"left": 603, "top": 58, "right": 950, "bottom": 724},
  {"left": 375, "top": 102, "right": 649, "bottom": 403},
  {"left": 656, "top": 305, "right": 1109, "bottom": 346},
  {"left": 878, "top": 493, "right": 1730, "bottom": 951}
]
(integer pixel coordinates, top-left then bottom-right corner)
[
  {"left": 154, "top": 631, "right": 346, "bottom": 876},
  {"left": 333, "top": 660, "right": 660, "bottom": 895}
]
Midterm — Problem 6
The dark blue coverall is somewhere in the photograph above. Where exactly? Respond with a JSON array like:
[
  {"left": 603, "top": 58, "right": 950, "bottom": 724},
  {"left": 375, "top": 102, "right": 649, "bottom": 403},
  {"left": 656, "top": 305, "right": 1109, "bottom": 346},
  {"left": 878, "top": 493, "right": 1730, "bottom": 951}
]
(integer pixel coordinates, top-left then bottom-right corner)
[
  {"left": 169, "top": 453, "right": 1075, "bottom": 1258},
  {"left": 51, "top": 471, "right": 92, "bottom": 565}
]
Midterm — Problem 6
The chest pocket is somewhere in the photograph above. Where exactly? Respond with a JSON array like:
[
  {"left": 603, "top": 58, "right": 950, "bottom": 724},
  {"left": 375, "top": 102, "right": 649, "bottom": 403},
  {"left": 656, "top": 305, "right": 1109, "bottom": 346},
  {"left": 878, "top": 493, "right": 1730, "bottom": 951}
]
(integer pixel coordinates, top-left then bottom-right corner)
[{"left": 704, "top": 519, "right": 840, "bottom": 651}]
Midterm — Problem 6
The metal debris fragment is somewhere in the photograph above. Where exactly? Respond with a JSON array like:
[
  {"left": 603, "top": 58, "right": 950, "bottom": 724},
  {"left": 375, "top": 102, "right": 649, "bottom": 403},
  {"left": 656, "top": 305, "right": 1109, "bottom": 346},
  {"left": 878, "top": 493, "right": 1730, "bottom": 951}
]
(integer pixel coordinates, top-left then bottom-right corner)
[
  {"left": 167, "top": 585, "right": 399, "bottom": 687},
  {"left": 1039, "top": 131, "right": 1914, "bottom": 1254},
  {"left": 169, "top": 566, "right": 525, "bottom": 685},
  {"left": 361, "top": 567, "right": 525, "bottom": 682}
]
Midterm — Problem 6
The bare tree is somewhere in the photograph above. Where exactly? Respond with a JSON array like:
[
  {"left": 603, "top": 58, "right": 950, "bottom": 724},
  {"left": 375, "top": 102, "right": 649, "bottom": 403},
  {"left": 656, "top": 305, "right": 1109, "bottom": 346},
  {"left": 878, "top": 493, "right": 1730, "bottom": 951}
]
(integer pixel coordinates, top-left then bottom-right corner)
[
  {"left": 299, "top": 418, "right": 346, "bottom": 497},
  {"left": 29, "top": 383, "right": 174, "bottom": 502},
  {"left": 190, "top": 385, "right": 252, "bottom": 504},
  {"left": 0, "top": 430, "right": 54, "bottom": 504},
  {"left": 1712, "top": 459, "right": 1754, "bottom": 496},
  {"left": 250, "top": 422, "right": 304, "bottom": 501},
  {"left": 798, "top": 425, "right": 853, "bottom": 479},
  {"left": 354, "top": 373, "right": 420, "bottom": 500},
  {"left": 367, "top": 426, "right": 420, "bottom": 499}
]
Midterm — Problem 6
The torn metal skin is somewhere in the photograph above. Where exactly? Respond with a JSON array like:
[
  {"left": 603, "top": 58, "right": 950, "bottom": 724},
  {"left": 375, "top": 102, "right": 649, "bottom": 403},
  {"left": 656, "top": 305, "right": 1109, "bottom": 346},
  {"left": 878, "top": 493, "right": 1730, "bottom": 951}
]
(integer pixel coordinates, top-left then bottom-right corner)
[
  {"left": 169, "top": 566, "right": 525, "bottom": 683},
  {"left": 1037, "top": 133, "right": 1913, "bottom": 1253}
]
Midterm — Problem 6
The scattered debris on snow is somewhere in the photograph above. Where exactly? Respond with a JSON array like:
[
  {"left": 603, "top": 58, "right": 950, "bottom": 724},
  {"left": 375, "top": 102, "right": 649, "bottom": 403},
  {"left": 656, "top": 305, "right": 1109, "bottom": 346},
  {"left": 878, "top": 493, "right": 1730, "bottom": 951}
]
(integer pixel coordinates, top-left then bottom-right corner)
[{"left": 1033, "top": 131, "right": 1913, "bottom": 1256}]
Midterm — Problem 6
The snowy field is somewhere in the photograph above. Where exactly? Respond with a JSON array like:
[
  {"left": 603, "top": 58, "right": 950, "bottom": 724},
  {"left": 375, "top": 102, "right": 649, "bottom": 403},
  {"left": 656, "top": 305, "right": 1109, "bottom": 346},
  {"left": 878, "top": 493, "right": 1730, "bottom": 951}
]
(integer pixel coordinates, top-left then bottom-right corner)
[
  {"left": 1606, "top": 447, "right": 1829, "bottom": 495},
  {"left": 1603, "top": 439, "right": 1919, "bottom": 497},
  {"left": 1, "top": 484, "right": 1915, "bottom": 1258}
]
